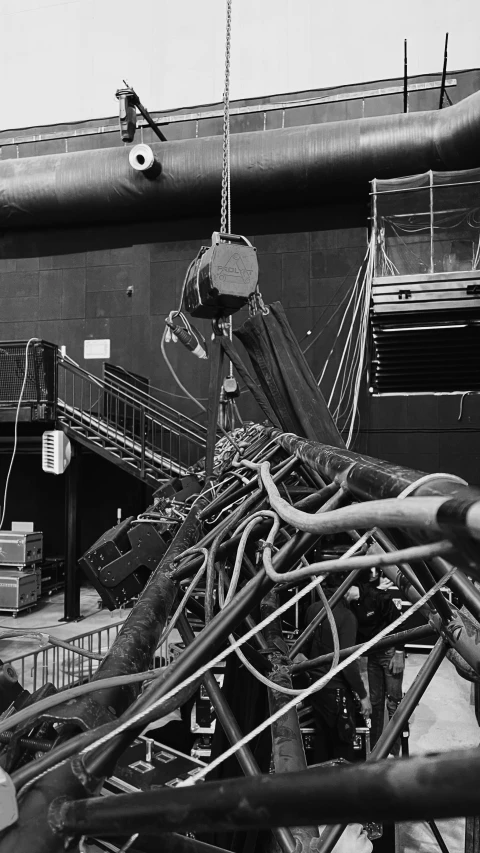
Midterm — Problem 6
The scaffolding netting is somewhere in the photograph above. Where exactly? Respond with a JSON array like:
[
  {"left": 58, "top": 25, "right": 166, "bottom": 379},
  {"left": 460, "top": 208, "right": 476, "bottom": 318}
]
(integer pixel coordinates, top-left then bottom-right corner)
[{"left": 373, "top": 167, "right": 480, "bottom": 277}]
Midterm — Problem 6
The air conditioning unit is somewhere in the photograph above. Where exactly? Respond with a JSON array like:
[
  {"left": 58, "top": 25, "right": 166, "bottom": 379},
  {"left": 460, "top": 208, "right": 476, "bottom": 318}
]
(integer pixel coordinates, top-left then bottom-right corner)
[{"left": 42, "top": 430, "right": 71, "bottom": 475}]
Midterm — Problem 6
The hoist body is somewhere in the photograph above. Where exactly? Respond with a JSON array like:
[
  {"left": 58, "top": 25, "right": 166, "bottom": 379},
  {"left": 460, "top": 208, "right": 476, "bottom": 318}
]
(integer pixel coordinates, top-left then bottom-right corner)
[{"left": 185, "top": 232, "right": 259, "bottom": 319}]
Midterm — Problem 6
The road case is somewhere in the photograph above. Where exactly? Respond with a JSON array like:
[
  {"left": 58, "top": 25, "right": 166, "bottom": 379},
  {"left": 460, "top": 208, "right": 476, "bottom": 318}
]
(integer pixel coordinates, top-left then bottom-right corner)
[
  {"left": 0, "top": 532, "right": 43, "bottom": 567},
  {"left": 0, "top": 568, "right": 38, "bottom": 615}
]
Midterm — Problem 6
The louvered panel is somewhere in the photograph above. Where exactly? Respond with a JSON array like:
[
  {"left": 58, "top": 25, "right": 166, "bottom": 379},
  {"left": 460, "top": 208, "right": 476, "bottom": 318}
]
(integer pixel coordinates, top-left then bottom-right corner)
[
  {"left": 371, "top": 322, "right": 480, "bottom": 393},
  {"left": 372, "top": 273, "right": 480, "bottom": 316}
]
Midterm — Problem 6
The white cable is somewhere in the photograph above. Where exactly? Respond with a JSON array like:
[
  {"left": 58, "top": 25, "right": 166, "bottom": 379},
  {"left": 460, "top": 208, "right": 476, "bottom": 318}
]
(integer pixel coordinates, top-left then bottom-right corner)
[
  {"left": 76, "top": 568, "right": 356, "bottom": 764},
  {"left": 222, "top": 516, "right": 262, "bottom": 608},
  {"left": 396, "top": 473, "right": 468, "bottom": 499},
  {"left": 20, "top": 550, "right": 455, "bottom": 793},
  {"left": 327, "top": 265, "right": 366, "bottom": 408},
  {"left": 156, "top": 551, "right": 208, "bottom": 649},
  {"left": 345, "top": 246, "right": 374, "bottom": 447},
  {"left": 0, "top": 338, "right": 38, "bottom": 530},
  {"left": 317, "top": 254, "right": 367, "bottom": 388},
  {"left": 182, "top": 567, "right": 455, "bottom": 786}
]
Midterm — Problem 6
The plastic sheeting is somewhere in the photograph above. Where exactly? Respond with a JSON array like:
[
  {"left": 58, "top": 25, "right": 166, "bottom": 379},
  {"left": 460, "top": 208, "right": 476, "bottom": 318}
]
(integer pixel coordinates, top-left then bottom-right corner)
[{"left": 374, "top": 166, "right": 480, "bottom": 277}]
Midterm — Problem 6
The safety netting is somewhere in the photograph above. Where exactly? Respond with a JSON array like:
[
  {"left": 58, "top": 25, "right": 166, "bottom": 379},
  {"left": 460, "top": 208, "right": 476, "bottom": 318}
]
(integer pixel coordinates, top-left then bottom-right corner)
[{"left": 372, "top": 167, "right": 480, "bottom": 277}]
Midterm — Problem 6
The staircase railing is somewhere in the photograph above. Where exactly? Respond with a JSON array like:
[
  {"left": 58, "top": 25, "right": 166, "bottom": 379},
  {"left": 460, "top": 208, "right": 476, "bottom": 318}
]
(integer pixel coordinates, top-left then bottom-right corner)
[{"left": 56, "top": 357, "right": 207, "bottom": 483}]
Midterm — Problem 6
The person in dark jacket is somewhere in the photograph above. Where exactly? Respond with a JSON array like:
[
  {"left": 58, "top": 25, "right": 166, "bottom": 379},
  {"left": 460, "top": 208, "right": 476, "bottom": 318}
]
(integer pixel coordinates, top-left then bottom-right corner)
[
  {"left": 348, "top": 575, "right": 405, "bottom": 755},
  {"left": 301, "top": 584, "right": 372, "bottom": 764}
]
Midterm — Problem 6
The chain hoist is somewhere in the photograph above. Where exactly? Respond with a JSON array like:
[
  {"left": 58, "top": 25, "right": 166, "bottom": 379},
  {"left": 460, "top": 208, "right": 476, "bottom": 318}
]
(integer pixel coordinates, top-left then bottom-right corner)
[
  {"left": 184, "top": 1, "right": 260, "bottom": 323},
  {"left": 221, "top": 0, "right": 232, "bottom": 237}
]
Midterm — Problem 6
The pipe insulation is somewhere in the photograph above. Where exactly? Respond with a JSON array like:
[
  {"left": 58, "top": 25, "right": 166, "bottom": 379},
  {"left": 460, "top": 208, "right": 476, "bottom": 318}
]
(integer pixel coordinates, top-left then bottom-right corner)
[{"left": 1, "top": 89, "right": 480, "bottom": 228}]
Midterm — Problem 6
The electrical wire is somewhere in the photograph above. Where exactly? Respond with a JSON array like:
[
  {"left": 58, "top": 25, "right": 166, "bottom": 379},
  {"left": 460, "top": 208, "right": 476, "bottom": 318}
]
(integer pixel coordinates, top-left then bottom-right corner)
[
  {"left": 0, "top": 666, "right": 166, "bottom": 737},
  {"left": 74, "top": 568, "right": 369, "bottom": 766},
  {"left": 0, "top": 630, "right": 104, "bottom": 661},
  {"left": 223, "top": 515, "right": 264, "bottom": 608},
  {"left": 10, "top": 563, "right": 455, "bottom": 794},
  {"left": 161, "top": 326, "right": 207, "bottom": 415},
  {"left": 252, "top": 459, "right": 470, "bottom": 541},
  {"left": 0, "top": 338, "right": 39, "bottom": 530},
  {"left": 300, "top": 261, "right": 364, "bottom": 350},
  {"left": 222, "top": 557, "right": 341, "bottom": 697},
  {"left": 155, "top": 550, "right": 209, "bottom": 649},
  {"left": 181, "top": 568, "right": 456, "bottom": 786}
]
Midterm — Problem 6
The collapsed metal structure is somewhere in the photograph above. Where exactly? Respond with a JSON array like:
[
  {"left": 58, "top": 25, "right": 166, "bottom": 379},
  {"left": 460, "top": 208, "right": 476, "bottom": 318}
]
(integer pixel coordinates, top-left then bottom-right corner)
[{"left": 1, "top": 297, "right": 480, "bottom": 853}]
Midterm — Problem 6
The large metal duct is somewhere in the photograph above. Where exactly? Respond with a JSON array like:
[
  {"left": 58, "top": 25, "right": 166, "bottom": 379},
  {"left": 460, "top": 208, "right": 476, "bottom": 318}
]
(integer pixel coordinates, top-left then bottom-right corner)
[{"left": 1, "top": 89, "right": 480, "bottom": 228}]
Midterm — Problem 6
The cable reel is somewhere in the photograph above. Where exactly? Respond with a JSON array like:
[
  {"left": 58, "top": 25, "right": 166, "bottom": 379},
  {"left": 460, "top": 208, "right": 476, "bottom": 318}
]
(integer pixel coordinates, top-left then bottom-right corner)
[{"left": 184, "top": 232, "right": 259, "bottom": 320}]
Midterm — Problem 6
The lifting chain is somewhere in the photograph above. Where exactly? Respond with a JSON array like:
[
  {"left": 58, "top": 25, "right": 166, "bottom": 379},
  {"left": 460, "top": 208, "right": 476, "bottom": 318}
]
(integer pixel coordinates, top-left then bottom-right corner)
[{"left": 220, "top": 0, "right": 232, "bottom": 236}]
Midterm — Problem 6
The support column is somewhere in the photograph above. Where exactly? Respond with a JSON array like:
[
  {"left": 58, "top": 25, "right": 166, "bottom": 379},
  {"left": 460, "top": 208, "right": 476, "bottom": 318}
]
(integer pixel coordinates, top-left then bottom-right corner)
[{"left": 63, "top": 441, "right": 81, "bottom": 622}]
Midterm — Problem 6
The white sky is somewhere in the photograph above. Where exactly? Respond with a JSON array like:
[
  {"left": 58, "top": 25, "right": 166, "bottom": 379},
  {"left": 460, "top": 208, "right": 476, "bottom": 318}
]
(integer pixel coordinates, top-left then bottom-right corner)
[{"left": 1, "top": 0, "right": 479, "bottom": 130}]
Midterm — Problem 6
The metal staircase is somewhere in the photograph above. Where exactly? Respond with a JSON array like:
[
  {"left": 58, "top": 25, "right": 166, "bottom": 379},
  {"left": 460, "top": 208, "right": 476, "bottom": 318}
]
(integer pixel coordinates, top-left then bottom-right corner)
[{"left": 56, "top": 356, "right": 207, "bottom": 487}]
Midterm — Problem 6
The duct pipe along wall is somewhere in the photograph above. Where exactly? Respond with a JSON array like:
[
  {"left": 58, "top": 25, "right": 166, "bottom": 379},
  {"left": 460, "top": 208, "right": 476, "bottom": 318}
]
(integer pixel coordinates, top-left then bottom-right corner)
[{"left": 1, "top": 90, "right": 480, "bottom": 228}]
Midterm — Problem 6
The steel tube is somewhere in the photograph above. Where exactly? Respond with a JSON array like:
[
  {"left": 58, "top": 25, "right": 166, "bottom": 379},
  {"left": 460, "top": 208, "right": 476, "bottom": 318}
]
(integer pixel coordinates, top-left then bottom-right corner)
[
  {"left": 289, "top": 568, "right": 361, "bottom": 657},
  {"left": 371, "top": 637, "right": 448, "bottom": 759},
  {"left": 78, "top": 496, "right": 208, "bottom": 714},
  {"left": 177, "top": 614, "right": 296, "bottom": 853},
  {"left": 50, "top": 747, "right": 480, "bottom": 836},
  {"left": 272, "top": 432, "right": 471, "bottom": 502},
  {"left": 172, "top": 455, "right": 300, "bottom": 580},
  {"left": 317, "top": 638, "right": 449, "bottom": 853},
  {"left": 428, "top": 555, "right": 480, "bottom": 623},
  {"left": 83, "top": 505, "right": 329, "bottom": 780},
  {"left": 291, "top": 624, "right": 434, "bottom": 673}
]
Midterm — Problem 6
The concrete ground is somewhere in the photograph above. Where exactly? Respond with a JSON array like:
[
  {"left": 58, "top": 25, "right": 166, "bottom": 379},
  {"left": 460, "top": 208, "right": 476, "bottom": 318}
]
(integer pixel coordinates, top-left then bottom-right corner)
[{"left": 395, "top": 652, "right": 478, "bottom": 852}]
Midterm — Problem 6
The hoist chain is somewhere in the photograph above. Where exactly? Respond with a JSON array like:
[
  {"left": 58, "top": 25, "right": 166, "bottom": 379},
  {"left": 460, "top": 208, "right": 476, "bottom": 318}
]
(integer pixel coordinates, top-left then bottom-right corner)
[{"left": 220, "top": 0, "right": 232, "bottom": 236}]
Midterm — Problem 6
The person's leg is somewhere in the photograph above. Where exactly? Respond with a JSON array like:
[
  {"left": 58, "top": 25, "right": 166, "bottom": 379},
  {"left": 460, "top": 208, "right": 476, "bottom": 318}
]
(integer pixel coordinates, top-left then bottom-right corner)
[
  {"left": 367, "top": 652, "right": 386, "bottom": 750},
  {"left": 312, "top": 715, "right": 332, "bottom": 764},
  {"left": 311, "top": 690, "right": 338, "bottom": 764},
  {"left": 331, "top": 689, "right": 357, "bottom": 763},
  {"left": 384, "top": 654, "right": 404, "bottom": 756}
]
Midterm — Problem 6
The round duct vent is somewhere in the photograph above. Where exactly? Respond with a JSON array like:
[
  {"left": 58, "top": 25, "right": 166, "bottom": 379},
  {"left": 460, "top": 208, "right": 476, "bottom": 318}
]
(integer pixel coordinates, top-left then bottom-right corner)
[{"left": 128, "top": 143, "right": 156, "bottom": 172}]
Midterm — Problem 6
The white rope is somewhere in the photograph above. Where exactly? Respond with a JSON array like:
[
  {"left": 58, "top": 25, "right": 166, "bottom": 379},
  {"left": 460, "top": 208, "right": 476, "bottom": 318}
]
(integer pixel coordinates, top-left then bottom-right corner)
[
  {"left": 75, "top": 566, "right": 361, "bottom": 767},
  {"left": 317, "top": 251, "right": 368, "bottom": 388},
  {"left": 182, "top": 567, "right": 455, "bottom": 786},
  {"left": 1, "top": 338, "right": 39, "bottom": 530},
  {"left": 345, "top": 239, "right": 374, "bottom": 447},
  {"left": 396, "top": 473, "right": 467, "bottom": 499},
  {"left": 156, "top": 550, "right": 209, "bottom": 649}
]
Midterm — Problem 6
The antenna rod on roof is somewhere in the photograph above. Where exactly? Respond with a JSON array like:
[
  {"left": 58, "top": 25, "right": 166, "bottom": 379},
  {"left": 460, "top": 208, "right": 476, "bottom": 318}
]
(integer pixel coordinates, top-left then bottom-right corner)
[
  {"left": 403, "top": 39, "right": 408, "bottom": 113},
  {"left": 439, "top": 33, "right": 449, "bottom": 109}
]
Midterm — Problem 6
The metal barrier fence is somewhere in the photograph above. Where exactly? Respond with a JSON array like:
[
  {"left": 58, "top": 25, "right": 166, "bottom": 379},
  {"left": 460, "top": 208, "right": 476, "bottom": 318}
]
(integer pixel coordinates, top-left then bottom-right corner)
[
  {"left": 5, "top": 622, "right": 125, "bottom": 694},
  {"left": 5, "top": 622, "right": 174, "bottom": 695}
]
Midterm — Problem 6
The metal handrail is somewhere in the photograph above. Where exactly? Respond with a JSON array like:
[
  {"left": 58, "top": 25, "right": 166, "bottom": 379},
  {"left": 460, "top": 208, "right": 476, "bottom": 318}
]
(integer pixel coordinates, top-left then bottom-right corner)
[
  {"left": 58, "top": 401, "right": 189, "bottom": 476},
  {"left": 4, "top": 620, "right": 172, "bottom": 694},
  {"left": 59, "top": 358, "right": 206, "bottom": 445},
  {"left": 57, "top": 357, "right": 206, "bottom": 479},
  {"left": 101, "top": 368, "right": 208, "bottom": 437}
]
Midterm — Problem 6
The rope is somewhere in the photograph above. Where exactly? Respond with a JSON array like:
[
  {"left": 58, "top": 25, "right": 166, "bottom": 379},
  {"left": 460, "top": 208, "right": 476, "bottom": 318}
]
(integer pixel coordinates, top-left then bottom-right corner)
[
  {"left": 396, "top": 473, "right": 467, "bottom": 499},
  {"left": 182, "top": 568, "right": 455, "bottom": 786},
  {"left": 75, "top": 570, "right": 361, "bottom": 766},
  {"left": 156, "top": 550, "right": 209, "bottom": 648},
  {"left": 252, "top": 459, "right": 470, "bottom": 540}
]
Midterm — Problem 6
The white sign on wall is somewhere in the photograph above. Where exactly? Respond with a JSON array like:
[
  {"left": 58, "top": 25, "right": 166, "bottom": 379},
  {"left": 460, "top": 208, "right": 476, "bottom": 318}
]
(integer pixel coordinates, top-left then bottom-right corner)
[{"left": 84, "top": 339, "right": 111, "bottom": 359}]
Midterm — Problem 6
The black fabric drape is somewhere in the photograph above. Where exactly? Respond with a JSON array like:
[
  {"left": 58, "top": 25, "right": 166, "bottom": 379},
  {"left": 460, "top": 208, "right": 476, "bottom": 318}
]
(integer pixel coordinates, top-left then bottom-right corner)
[
  {"left": 234, "top": 302, "right": 343, "bottom": 447},
  {"left": 205, "top": 654, "right": 272, "bottom": 853}
]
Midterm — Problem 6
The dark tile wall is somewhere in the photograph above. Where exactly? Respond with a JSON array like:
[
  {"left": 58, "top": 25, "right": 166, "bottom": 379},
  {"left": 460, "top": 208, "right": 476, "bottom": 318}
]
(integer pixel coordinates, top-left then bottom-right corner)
[
  {"left": 1, "top": 70, "right": 480, "bottom": 558},
  {"left": 1, "top": 205, "right": 479, "bottom": 498}
]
